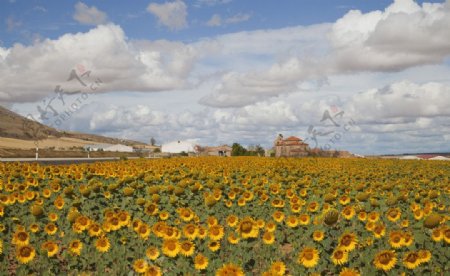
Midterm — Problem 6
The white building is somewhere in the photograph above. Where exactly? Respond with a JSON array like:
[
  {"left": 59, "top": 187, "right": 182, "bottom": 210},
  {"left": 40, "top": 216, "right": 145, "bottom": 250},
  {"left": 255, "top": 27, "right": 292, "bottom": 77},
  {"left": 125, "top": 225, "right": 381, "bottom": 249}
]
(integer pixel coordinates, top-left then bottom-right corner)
[
  {"left": 84, "top": 143, "right": 133, "bottom": 152},
  {"left": 161, "top": 140, "right": 196, "bottom": 153}
]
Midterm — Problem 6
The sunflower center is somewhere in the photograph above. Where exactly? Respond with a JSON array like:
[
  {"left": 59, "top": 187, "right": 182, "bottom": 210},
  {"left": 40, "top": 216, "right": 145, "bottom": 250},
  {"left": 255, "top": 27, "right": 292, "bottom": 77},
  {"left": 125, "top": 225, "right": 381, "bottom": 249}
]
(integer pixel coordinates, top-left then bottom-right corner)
[
  {"left": 167, "top": 242, "right": 176, "bottom": 250},
  {"left": 406, "top": 253, "right": 418, "bottom": 263},
  {"left": 18, "top": 232, "right": 28, "bottom": 241},
  {"left": 334, "top": 251, "right": 343, "bottom": 259},
  {"left": 21, "top": 247, "right": 31, "bottom": 257},
  {"left": 341, "top": 235, "right": 352, "bottom": 246},
  {"left": 241, "top": 222, "right": 253, "bottom": 233},
  {"left": 304, "top": 250, "right": 314, "bottom": 260},
  {"left": 379, "top": 253, "right": 392, "bottom": 265}
]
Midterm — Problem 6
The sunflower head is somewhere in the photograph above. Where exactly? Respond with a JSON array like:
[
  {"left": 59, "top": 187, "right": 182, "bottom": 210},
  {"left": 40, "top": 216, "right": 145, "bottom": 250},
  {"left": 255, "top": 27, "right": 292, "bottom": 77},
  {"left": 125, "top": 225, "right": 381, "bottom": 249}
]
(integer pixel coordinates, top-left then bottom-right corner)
[
  {"left": 297, "top": 246, "right": 320, "bottom": 268},
  {"left": 423, "top": 213, "right": 442, "bottom": 229},
  {"left": 324, "top": 209, "right": 339, "bottom": 226},
  {"left": 373, "top": 250, "right": 397, "bottom": 271}
]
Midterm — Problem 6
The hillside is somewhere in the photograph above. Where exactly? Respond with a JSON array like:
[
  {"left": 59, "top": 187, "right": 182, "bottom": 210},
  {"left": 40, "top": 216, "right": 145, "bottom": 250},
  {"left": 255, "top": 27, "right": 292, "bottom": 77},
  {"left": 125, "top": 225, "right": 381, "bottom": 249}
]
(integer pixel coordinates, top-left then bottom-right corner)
[{"left": 0, "top": 105, "right": 144, "bottom": 147}]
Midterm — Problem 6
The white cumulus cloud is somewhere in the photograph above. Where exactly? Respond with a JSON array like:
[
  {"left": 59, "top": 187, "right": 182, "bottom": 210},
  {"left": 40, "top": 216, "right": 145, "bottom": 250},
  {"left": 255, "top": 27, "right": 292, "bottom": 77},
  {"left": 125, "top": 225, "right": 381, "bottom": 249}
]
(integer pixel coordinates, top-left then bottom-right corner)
[
  {"left": 0, "top": 24, "right": 199, "bottom": 102},
  {"left": 147, "top": 0, "right": 188, "bottom": 31},
  {"left": 73, "top": 2, "right": 108, "bottom": 25}
]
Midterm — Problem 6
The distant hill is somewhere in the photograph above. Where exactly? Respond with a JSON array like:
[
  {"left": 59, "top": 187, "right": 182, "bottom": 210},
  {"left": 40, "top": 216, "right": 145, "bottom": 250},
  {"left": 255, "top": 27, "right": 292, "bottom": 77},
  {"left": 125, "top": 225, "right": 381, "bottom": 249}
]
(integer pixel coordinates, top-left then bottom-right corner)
[{"left": 0, "top": 105, "right": 144, "bottom": 146}]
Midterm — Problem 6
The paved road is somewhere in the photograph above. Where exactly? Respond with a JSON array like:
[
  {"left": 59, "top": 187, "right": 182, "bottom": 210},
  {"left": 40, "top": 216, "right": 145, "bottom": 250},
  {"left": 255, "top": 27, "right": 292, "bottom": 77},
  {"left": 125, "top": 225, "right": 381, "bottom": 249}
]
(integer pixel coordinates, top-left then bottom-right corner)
[{"left": 0, "top": 157, "right": 123, "bottom": 165}]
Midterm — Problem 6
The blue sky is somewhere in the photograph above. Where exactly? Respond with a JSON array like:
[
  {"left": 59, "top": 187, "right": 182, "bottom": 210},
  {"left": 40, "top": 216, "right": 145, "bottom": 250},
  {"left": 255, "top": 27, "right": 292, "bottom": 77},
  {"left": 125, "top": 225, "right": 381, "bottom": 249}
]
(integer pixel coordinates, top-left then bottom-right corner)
[{"left": 1, "top": 0, "right": 450, "bottom": 155}]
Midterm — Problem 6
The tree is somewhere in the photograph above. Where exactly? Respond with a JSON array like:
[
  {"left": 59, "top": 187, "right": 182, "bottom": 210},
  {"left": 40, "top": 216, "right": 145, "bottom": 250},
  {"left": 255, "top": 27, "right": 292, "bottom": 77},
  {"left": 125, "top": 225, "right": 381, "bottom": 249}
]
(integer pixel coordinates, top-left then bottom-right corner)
[
  {"left": 254, "top": 144, "right": 265, "bottom": 156},
  {"left": 231, "top": 143, "right": 247, "bottom": 156},
  {"left": 150, "top": 137, "right": 156, "bottom": 146}
]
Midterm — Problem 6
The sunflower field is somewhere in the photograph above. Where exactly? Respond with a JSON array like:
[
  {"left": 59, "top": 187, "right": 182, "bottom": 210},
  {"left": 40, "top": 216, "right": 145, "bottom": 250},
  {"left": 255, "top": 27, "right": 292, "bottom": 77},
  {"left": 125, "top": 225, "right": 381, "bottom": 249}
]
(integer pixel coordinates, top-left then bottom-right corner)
[{"left": 0, "top": 157, "right": 449, "bottom": 275}]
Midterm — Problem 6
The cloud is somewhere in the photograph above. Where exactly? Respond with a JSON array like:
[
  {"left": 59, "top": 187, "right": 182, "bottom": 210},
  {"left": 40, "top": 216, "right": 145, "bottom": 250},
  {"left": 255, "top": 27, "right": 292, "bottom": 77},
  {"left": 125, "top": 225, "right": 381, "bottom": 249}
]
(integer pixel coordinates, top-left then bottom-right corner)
[
  {"left": 73, "top": 2, "right": 108, "bottom": 25},
  {"left": 6, "top": 16, "right": 22, "bottom": 31},
  {"left": 0, "top": 24, "right": 199, "bottom": 102},
  {"left": 225, "top": 13, "right": 251, "bottom": 24},
  {"left": 346, "top": 81, "right": 450, "bottom": 122},
  {"left": 206, "top": 13, "right": 251, "bottom": 27},
  {"left": 200, "top": 0, "right": 450, "bottom": 107},
  {"left": 330, "top": 0, "right": 450, "bottom": 72},
  {"left": 147, "top": 0, "right": 188, "bottom": 31},
  {"left": 206, "top": 14, "right": 222, "bottom": 27}
]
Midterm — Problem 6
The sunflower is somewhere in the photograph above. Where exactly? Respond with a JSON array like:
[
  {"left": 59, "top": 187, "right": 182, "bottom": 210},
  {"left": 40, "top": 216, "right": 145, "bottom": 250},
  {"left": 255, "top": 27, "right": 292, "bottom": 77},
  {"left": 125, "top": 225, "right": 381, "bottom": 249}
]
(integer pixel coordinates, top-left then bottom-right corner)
[
  {"left": 42, "top": 241, "right": 59, "bottom": 257},
  {"left": 262, "top": 231, "right": 275, "bottom": 245},
  {"left": 44, "top": 223, "right": 58, "bottom": 235},
  {"left": 417, "top": 249, "right": 431, "bottom": 263},
  {"left": 133, "top": 259, "right": 148, "bottom": 274},
  {"left": 266, "top": 221, "right": 277, "bottom": 232},
  {"left": 270, "top": 261, "right": 286, "bottom": 275},
  {"left": 307, "top": 201, "right": 319, "bottom": 212},
  {"left": 88, "top": 223, "right": 102, "bottom": 237},
  {"left": 272, "top": 211, "right": 285, "bottom": 223},
  {"left": 339, "top": 268, "right": 360, "bottom": 276},
  {"left": 108, "top": 216, "right": 121, "bottom": 231},
  {"left": 237, "top": 217, "right": 259, "bottom": 239},
  {"left": 372, "top": 223, "right": 386, "bottom": 239},
  {"left": 95, "top": 236, "right": 111, "bottom": 253},
  {"left": 145, "top": 203, "right": 159, "bottom": 216},
  {"left": 402, "top": 232, "right": 414, "bottom": 247},
  {"left": 16, "top": 245, "right": 36, "bottom": 264},
  {"left": 286, "top": 215, "right": 298, "bottom": 228},
  {"left": 227, "top": 233, "right": 240, "bottom": 244},
  {"left": 12, "top": 231, "right": 29, "bottom": 246},
  {"left": 226, "top": 215, "right": 239, "bottom": 227},
  {"left": 54, "top": 196, "right": 64, "bottom": 210},
  {"left": 339, "top": 195, "right": 351, "bottom": 205},
  {"left": 179, "top": 240, "right": 195, "bottom": 256},
  {"left": 331, "top": 248, "right": 349, "bottom": 265},
  {"left": 216, "top": 263, "right": 244, "bottom": 276},
  {"left": 208, "top": 240, "right": 220, "bottom": 252},
  {"left": 357, "top": 211, "right": 367, "bottom": 221},
  {"left": 207, "top": 216, "right": 218, "bottom": 227},
  {"left": 431, "top": 227, "right": 443, "bottom": 242},
  {"left": 178, "top": 208, "right": 194, "bottom": 222},
  {"left": 388, "top": 231, "right": 404, "bottom": 248},
  {"left": 159, "top": 210, "right": 169, "bottom": 221},
  {"left": 69, "top": 240, "right": 83, "bottom": 256},
  {"left": 183, "top": 224, "right": 198, "bottom": 240},
  {"left": 145, "top": 265, "right": 162, "bottom": 276},
  {"left": 403, "top": 251, "right": 421, "bottom": 269},
  {"left": 298, "top": 214, "right": 310, "bottom": 226},
  {"left": 401, "top": 220, "right": 409, "bottom": 228},
  {"left": 194, "top": 253, "right": 209, "bottom": 270},
  {"left": 338, "top": 233, "right": 358, "bottom": 252},
  {"left": 237, "top": 198, "right": 246, "bottom": 206},
  {"left": 137, "top": 223, "right": 151, "bottom": 240},
  {"left": 443, "top": 226, "right": 450, "bottom": 244},
  {"left": 386, "top": 208, "right": 401, "bottom": 222},
  {"left": 118, "top": 211, "right": 131, "bottom": 226},
  {"left": 413, "top": 209, "right": 423, "bottom": 220},
  {"left": 367, "top": 212, "right": 380, "bottom": 223},
  {"left": 209, "top": 224, "right": 224, "bottom": 241},
  {"left": 312, "top": 230, "right": 324, "bottom": 242},
  {"left": 162, "top": 238, "right": 180, "bottom": 257},
  {"left": 146, "top": 246, "right": 160, "bottom": 260},
  {"left": 342, "top": 206, "right": 355, "bottom": 220},
  {"left": 48, "top": 212, "right": 58, "bottom": 222},
  {"left": 297, "top": 246, "right": 320, "bottom": 268},
  {"left": 373, "top": 250, "right": 397, "bottom": 272},
  {"left": 197, "top": 226, "right": 208, "bottom": 239},
  {"left": 28, "top": 223, "right": 39, "bottom": 233},
  {"left": 291, "top": 203, "right": 302, "bottom": 213}
]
